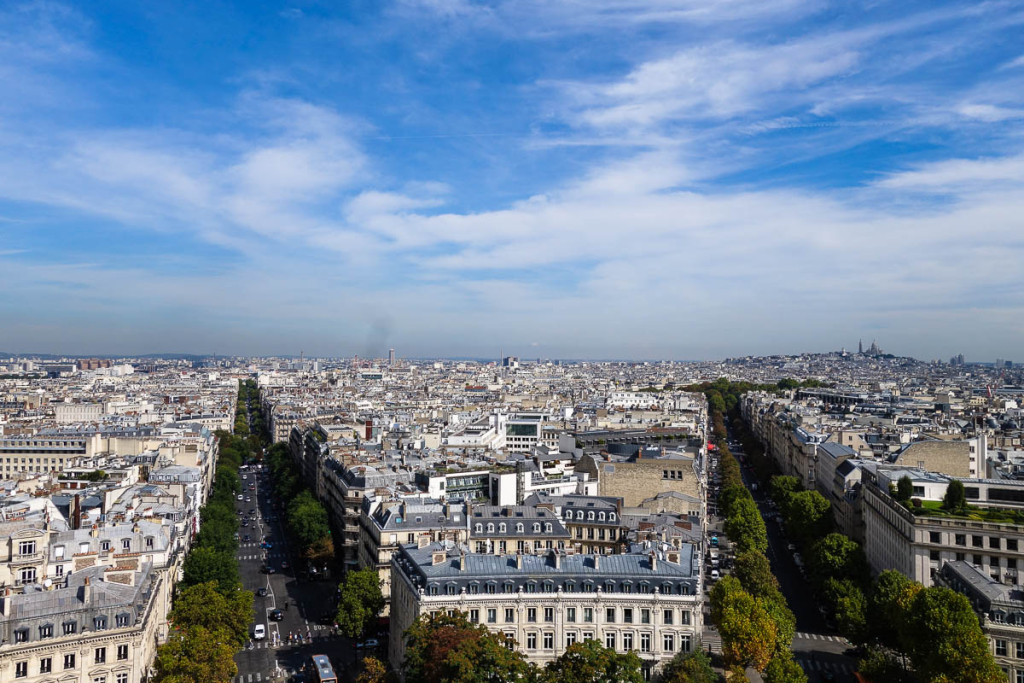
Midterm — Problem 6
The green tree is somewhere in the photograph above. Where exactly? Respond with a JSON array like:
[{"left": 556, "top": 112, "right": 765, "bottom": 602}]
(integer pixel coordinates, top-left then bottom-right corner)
[
  {"left": 541, "top": 638, "right": 644, "bottom": 683},
  {"left": 858, "top": 646, "right": 912, "bottom": 683},
  {"left": 724, "top": 496, "right": 768, "bottom": 554},
  {"left": 942, "top": 479, "right": 967, "bottom": 514},
  {"left": 783, "top": 490, "right": 832, "bottom": 546},
  {"left": 732, "top": 551, "right": 778, "bottom": 599},
  {"left": 761, "top": 593, "right": 796, "bottom": 653},
  {"left": 768, "top": 476, "right": 802, "bottom": 507},
  {"left": 763, "top": 650, "right": 807, "bottom": 683},
  {"left": 868, "top": 570, "right": 921, "bottom": 652},
  {"left": 905, "top": 586, "right": 1005, "bottom": 683},
  {"left": 180, "top": 546, "right": 240, "bottom": 594},
  {"left": 152, "top": 625, "right": 238, "bottom": 683},
  {"left": 169, "top": 582, "right": 253, "bottom": 646},
  {"left": 336, "top": 567, "right": 385, "bottom": 638},
  {"left": 659, "top": 649, "right": 717, "bottom": 683},
  {"left": 806, "top": 533, "right": 869, "bottom": 588},
  {"left": 288, "top": 490, "right": 331, "bottom": 550},
  {"left": 711, "top": 576, "right": 777, "bottom": 672},
  {"left": 403, "top": 612, "right": 537, "bottom": 683},
  {"left": 896, "top": 475, "right": 914, "bottom": 503},
  {"left": 821, "top": 578, "right": 868, "bottom": 645}
]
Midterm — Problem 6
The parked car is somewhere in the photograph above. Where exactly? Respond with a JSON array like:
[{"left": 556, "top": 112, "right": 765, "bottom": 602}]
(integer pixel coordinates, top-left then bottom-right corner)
[
  {"left": 709, "top": 569, "right": 721, "bottom": 581},
  {"left": 253, "top": 624, "right": 266, "bottom": 640},
  {"left": 269, "top": 609, "right": 283, "bottom": 621},
  {"left": 356, "top": 638, "right": 379, "bottom": 649},
  {"left": 237, "top": 494, "right": 244, "bottom": 501}
]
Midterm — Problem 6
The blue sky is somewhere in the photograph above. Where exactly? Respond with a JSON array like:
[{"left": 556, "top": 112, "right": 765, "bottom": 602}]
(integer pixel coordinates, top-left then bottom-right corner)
[{"left": 1, "top": 1, "right": 1023, "bottom": 360}]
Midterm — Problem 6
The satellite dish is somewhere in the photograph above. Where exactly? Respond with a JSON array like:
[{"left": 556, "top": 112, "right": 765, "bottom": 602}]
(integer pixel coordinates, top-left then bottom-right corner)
[{"left": 43, "top": 579, "right": 53, "bottom": 588}]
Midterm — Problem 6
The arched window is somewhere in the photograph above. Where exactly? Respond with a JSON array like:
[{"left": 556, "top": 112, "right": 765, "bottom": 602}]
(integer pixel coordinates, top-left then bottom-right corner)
[
  {"left": 609, "top": 513, "right": 616, "bottom": 522},
  {"left": 475, "top": 524, "right": 483, "bottom": 533},
  {"left": 499, "top": 523, "right": 506, "bottom": 533},
  {"left": 577, "top": 511, "right": 584, "bottom": 520},
  {"left": 588, "top": 511, "right": 595, "bottom": 520},
  {"left": 487, "top": 523, "right": 494, "bottom": 533},
  {"left": 532, "top": 523, "right": 541, "bottom": 533},
  {"left": 544, "top": 523, "right": 552, "bottom": 533},
  {"left": 516, "top": 523, "right": 524, "bottom": 533},
  {"left": 598, "top": 512, "right": 606, "bottom": 521}
]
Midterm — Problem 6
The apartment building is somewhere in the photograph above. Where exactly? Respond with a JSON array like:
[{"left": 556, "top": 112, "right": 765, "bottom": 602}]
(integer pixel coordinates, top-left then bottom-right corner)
[
  {"left": 937, "top": 560, "right": 1024, "bottom": 683},
  {"left": 389, "top": 541, "right": 702, "bottom": 679}
]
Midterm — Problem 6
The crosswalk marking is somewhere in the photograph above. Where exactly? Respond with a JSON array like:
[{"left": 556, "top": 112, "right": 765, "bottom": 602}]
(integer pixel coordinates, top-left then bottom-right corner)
[
  {"left": 793, "top": 631, "right": 846, "bottom": 643},
  {"left": 795, "top": 659, "right": 854, "bottom": 674}
]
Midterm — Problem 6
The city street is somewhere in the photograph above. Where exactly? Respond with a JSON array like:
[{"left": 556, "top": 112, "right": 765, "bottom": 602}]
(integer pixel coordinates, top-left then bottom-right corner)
[
  {"left": 231, "top": 468, "right": 360, "bottom": 682},
  {"left": 721, "top": 432, "right": 859, "bottom": 682}
]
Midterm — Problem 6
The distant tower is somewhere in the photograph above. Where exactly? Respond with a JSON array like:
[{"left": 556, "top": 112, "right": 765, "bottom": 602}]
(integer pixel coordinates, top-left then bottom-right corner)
[
  {"left": 858, "top": 339, "right": 863, "bottom": 354},
  {"left": 389, "top": 348, "right": 396, "bottom": 366}
]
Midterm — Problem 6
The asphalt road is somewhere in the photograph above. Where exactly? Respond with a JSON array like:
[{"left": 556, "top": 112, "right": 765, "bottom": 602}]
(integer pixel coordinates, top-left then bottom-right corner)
[
  {"left": 231, "top": 469, "right": 364, "bottom": 682},
  {"left": 726, "top": 432, "right": 861, "bottom": 683}
]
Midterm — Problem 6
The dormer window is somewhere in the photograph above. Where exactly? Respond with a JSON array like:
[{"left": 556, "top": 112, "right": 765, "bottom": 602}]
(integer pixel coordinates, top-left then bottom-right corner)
[
  {"left": 609, "top": 513, "right": 616, "bottom": 522},
  {"left": 598, "top": 512, "right": 606, "bottom": 521},
  {"left": 116, "top": 613, "right": 131, "bottom": 627},
  {"left": 94, "top": 616, "right": 108, "bottom": 630},
  {"left": 532, "top": 523, "right": 541, "bottom": 533},
  {"left": 588, "top": 511, "right": 595, "bottom": 520},
  {"left": 122, "top": 539, "right": 131, "bottom": 550},
  {"left": 544, "top": 523, "right": 552, "bottom": 533},
  {"left": 39, "top": 624, "right": 53, "bottom": 638},
  {"left": 487, "top": 523, "right": 494, "bottom": 533},
  {"left": 499, "top": 523, "right": 506, "bottom": 533},
  {"left": 18, "top": 540, "right": 36, "bottom": 555},
  {"left": 475, "top": 524, "right": 483, "bottom": 533},
  {"left": 101, "top": 540, "right": 111, "bottom": 552},
  {"left": 145, "top": 537, "right": 154, "bottom": 549}
]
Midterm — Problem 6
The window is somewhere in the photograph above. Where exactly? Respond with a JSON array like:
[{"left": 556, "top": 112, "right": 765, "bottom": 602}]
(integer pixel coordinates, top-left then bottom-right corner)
[
  {"left": 605, "top": 632, "right": 616, "bottom": 650},
  {"left": 1008, "top": 539, "right": 1018, "bottom": 552},
  {"left": 487, "top": 608, "right": 496, "bottom": 624},
  {"left": 505, "top": 608, "right": 515, "bottom": 623},
  {"left": 18, "top": 567, "right": 36, "bottom": 584},
  {"left": 623, "top": 608, "right": 633, "bottom": 624},
  {"left": 1016, "top": 642, "right": 1024, "bottom": 658},
  {"left": 527, "top": 633, "right": 537, "bottom": 649},
  {"left": 40, "top": 657, "right": 52, "bottom": 674},
  {"left": 54, "top": 564, "right": 64, "bottom": 577},
  {"left": 663, "top": 609, "right": 673, "bottom": 625},
  {"left": 18, "top": 540, "right": 36, "bottom": 555},
  {"left": 15, "top": 662, "right": 27, "bottom": 678},
  {"left": 623, "top": 632, "right": 633, "bottom": 650},
  {"left": 929, "top": 532, "right": 941, "bottom": 543},
  {"left": 528, "top": 608, "right": 537, "bottom": 623},
  {"left": 681, "top": 610, "right": 691, "bottom": 625},
  {"left": 55, "top": 545, "right": 65, "bottom": 559},
  {"left": 469, "top": 609, "right": 479, "bottom": 623},
  {"left": 640, "top": 633, "right": 651, "bottom": 653},
  {"left": 990, "top": 537, "right": 1001, "bottom": 549},
  {"left": 566, "top": 632, "right": 577, "bottom": 647},
  {"left": 973, "top": 535, "right": 984, "bottom": 548},
  {"left": 475, "top": 524, "right": 483, "bottom": 533},
  {"left": 974, "top": 554, "right": 983, "bottom": 565},
  {"left": 116, "top": 613, "right": 131, "bottom": 627},
  {"left": 95, "top": 646, "right": 107, "bottom": 663},
  {"left": 93, "top": 676, "right": 107, "bottom": 683},
  {"left": 995, "top": 640, "right": 1007, "bottom": 657},
  {"left": 117, "top": 674, "right": 129, "bottom": 683},
  {"left": 606, "top": 608, "right": 616, "bottom": 623},
  {"left": 122, "top": 538, "right": 131, "bottom": 550},
  {"left": 117, "top": 644, "right": 129, "bottom": 661},
  {"left": 955, "top": 534, "right": 966, "bottom": 546},
  {"left": 64, "top": 653, "right": 76, "bottom": 669},
  {"left": 63, "top": 621, "right": 77, "bottom": 635},
  {"left": 663, "top": 634, "right": 675, "bottom": 652},
  {"left": 641, "top": 609, "right": 650, "bottom": 624},
  {"left": 14, "top": 628, "right": 28, "bottom": 643},
  {"left": 95, "top": 615, "right": 108, "bottom": 630},
  {"left": 567, "top": 607, "right": 576, "bottom": 623},
  {"left": 930, "top": 550, "right": 940, "bottom": 562},
  {"left": 544, "top": 607, "right": 554, "bottom": 623},
  {"left": 543, "top": 632, "right": 554, "bottom": 649},
  {"left": 39, "top": 623, "right": 53, "bottom": 638},
  {"left": 101, "top": 540, "right": 111, "bottom": 552},
  {"left": 584, "top": 608, "right": 593, "bottom": 623},
  {"left": 499, "top": 523, "right": 506, "bottom": 533},
  {"left": 680, "top": 635, "right": 692, "bottom": 652}
]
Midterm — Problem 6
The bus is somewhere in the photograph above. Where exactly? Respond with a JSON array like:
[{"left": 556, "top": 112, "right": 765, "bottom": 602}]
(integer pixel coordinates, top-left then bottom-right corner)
[{"left": 306, "top": 654, "right": 338, "bottom": 683}]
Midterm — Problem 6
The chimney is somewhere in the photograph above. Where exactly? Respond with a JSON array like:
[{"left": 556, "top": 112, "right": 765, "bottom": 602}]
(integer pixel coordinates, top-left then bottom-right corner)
[
  {"left": 551, "top": 549, "right": 560, "bottom": 569},
  {"left": 516, "top": 553, "right": 523, "bottom": 570},
  {"left": 90, "top": 524, "right": 99, "bottom": 538},
  {"left": 1, "top": 587, "right": 9, "bottom": 617},
  {"left": 459, "top": 552, "right": 467, "bottom": 571},
  {"left": 650, "top": 552, "right": 658, "bottom": 572},
  {"left": 593, "top": 554, "right": 600, "bottom": 570},
  {"left": 82, "top": 577, "right": 92, "bottom": 604}
]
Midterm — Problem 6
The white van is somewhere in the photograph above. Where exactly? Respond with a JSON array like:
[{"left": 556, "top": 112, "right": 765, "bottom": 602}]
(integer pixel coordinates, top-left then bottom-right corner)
[
  {"left": 253, "top": 624, "right": 266, "bottom": 640},
  {"left": 710, "top": 569, "right": 721, "bottom": 581}
]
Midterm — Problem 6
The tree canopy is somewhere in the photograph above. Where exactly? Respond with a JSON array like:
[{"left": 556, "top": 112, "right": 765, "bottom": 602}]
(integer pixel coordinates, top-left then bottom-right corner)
[
  {"left": 336, "top": 567, "right": 385, "bottom": 638},
  {"left": 403, "top": 612, "right": 536, "bottom": 683},
  {"left": 540, "top": 638, "right": 644, "bottom": 683},
  {"left": 153, "top": 625, "right": 238, "bottom": 683},
  {"left": 169, "top": 581, "right": 253, "bottom": 646}
]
